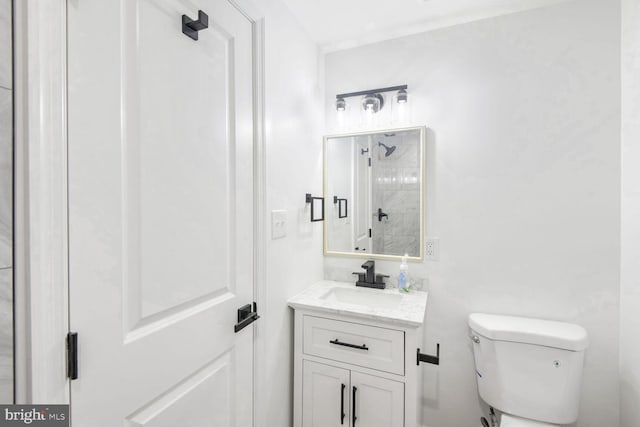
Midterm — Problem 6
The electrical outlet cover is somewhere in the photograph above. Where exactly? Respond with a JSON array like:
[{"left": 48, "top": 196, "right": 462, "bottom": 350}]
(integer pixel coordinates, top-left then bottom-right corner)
[{"left": 425, "top": 237, "right": 439, "bottom": 261}]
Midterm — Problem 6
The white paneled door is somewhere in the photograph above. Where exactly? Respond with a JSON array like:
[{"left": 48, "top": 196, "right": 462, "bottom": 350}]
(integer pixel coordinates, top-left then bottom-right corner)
[{"left": 67, "top": 0, "right": 255, "bottom": 425}]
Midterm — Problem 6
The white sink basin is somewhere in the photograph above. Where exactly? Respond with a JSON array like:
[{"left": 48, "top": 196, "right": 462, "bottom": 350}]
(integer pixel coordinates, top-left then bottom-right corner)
[
  {"left": 288, "top": 281, "right": 428, "bottom": 327},
  {"left": 320, "top": 287, "right": 403, "bottom": 310}
]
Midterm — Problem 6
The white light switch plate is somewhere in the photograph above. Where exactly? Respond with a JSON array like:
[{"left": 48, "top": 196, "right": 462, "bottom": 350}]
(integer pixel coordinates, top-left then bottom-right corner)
[{"left": 271, "top": 210, "right": 287, "bottom": 239}]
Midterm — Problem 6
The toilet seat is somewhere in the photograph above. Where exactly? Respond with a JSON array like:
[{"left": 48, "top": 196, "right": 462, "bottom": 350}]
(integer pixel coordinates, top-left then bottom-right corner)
[{"left": 500, "top": 414, "right": 559, "bottom": 427}]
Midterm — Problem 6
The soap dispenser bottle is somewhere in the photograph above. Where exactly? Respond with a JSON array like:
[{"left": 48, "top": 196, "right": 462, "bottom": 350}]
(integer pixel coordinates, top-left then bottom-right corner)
[{"left": 398, "top": 254, "right": 409, "bottom": 292}]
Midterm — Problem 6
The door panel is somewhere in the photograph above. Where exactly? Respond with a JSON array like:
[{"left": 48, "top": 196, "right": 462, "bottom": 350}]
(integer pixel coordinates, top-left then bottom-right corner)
[
  {"left": 125, "top": 352, "right": 232, "bottom": 427},
  {"left": 122, "top": 0, "right": 236, "bottom": 324},
  {"left": 351, "top": 372, "right": 404, "bottom": 427},
  {"left": 68, "top": 0, "right": 254, "bottom": 425},
  {"left": 302, "top": 361, "right": 350, "bottom": 427}
]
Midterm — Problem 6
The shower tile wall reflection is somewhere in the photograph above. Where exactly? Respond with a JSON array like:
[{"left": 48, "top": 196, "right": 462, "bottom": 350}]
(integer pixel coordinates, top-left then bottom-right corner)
[
  {"left": 0, "top": 269, "right": 11, "bottom": 401},
  {"left": 0, "top": 0, "right": 13, "bottom": 404},
  {"left": 372, "top": 133, "right": 420, "bottom": 256},
  {"left": 0, "top": 89, "right": 11, "bottom": 268},
  {"left": 0, "top": 0, "right": 11, "bottom": 90}
]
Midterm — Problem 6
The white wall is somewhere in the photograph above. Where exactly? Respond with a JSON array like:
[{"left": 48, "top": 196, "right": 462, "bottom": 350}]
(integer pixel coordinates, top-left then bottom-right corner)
[
  {"left": 262, "top": 1, "right": 325, "bottom": 426},
  {"left": 620, "top": 0, "right": 640, "bottom": 425},
  {"left": 323, "top": 1, "right": 621, "bottom": 426},
  {"left": 326, "top": 138, "right": 353, "bottom": 252}
]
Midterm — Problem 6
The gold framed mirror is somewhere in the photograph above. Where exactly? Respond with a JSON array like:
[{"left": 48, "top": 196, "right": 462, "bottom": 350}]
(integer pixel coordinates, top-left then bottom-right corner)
[{"left": 323, "top": 126, "right": 426, "bottom": 261}]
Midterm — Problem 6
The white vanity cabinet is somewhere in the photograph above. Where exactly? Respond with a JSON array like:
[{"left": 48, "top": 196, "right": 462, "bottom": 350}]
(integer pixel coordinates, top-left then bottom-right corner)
[
  {"left": 302, "top": 360, "right": 404, "bottom": 427},
  {"left": 302, "top": 360, "right": 350, "bottom": 426},
  {"left": 349, "top": 370, "right": 405, "bottom": 427},
  {"left": 288, "top": 281, "right": 429, "bottom": 427}
]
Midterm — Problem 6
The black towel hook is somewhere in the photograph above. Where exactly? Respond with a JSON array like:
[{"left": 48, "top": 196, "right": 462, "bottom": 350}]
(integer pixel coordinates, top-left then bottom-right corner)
[{"left": 182, "top": 10, "right": 209, "bottom": 41}]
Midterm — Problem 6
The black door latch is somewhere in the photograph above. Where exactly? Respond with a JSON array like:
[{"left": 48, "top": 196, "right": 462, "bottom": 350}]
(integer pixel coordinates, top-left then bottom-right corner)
[{"left": 234, "top": 302, "right": 260, "bottom": 333}]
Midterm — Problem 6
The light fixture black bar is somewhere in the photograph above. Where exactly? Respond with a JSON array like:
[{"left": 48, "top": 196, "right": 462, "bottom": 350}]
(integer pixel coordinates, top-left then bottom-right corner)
[{"left": 336, "top": 85, "right": 408, "bottom": 99}]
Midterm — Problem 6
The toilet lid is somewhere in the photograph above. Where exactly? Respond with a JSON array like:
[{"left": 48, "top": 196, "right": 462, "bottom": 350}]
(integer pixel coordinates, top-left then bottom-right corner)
[{"left": 500, "top": 414, "right": 558, "bottom": 427}]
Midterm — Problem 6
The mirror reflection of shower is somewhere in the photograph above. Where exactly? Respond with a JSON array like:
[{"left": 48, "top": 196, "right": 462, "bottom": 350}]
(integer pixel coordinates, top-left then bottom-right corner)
[
  {"left": 371, "top": 130, "right": 421, "bottom": 256},
  {"left": 324, "top": 127, "right": 423, "bottom": 258},
  {"left": 378, "top": 133, "right": 397, "bottom": 159}
]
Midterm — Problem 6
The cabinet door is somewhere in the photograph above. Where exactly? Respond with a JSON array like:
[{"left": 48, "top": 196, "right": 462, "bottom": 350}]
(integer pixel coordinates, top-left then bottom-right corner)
[
  {"left": 351, "top": 372, "right": 404, "bottom": 427},
  {"left": 303, "top": 361, "right": 350, "bottom": 427}
]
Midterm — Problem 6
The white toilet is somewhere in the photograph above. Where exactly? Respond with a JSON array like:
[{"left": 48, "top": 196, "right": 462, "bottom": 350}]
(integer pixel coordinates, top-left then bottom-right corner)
[{"left": 468, "top": 313, "right": 589, "bottom": 427}]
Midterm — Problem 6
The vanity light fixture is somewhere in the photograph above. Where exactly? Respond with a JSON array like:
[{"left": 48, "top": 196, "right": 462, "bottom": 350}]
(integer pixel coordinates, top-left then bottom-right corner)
[
  {"left": 335, "top": 84, "right": 408, "bottom": 114},
  {"left": 396, "top": 88, "right": 408, "bottom": 104},
  {"left": 362, "top": 94, "right": 384, "bottom": 113}
]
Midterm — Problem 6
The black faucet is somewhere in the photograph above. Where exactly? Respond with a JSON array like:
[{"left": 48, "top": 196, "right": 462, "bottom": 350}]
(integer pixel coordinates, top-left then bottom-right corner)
[{"left": 353, "top": 260, "right": 388, "bottom": 289}]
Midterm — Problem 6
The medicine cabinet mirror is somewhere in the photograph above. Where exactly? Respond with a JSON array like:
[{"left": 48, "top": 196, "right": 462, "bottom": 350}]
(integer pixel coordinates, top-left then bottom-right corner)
[{"left": 324, "top": 126, "right": 425, "bottom": 260}]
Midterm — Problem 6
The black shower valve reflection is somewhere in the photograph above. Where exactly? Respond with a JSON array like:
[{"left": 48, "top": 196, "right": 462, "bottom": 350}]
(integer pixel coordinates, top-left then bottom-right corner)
[{"left": 376, "top": 208, "right": 389, "bottom": 222}]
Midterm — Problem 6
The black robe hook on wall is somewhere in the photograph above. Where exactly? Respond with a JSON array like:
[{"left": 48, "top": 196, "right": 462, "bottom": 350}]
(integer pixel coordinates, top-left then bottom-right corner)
[{"left": 182, "top": 10, "right": 209, "bottom": 41}]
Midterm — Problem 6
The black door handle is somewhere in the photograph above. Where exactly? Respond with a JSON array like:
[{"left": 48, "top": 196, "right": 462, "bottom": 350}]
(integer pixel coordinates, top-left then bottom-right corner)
[
  {"left": 352, "top": 386, "right": 357, "bottom": 425},
  {"left": 234, "top": 302, "right": 260, "bottom": 333},
  {"left": 340, "top": 383, "right": 346, "bottom": 424},
  {"left": 330, "top": 339, "right": 368, "bottom": 351}
]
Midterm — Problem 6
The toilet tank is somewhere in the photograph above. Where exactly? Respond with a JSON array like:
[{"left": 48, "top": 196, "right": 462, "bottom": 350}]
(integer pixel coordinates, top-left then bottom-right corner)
[{"left": 468, "top": 313, "right": 589, "bottom": 425}]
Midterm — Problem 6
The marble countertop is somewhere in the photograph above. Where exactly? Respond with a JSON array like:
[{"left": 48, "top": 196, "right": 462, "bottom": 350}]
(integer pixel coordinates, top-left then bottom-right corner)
[{"left": 287, "top": 280, "right": 428, "bottom": 328}]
